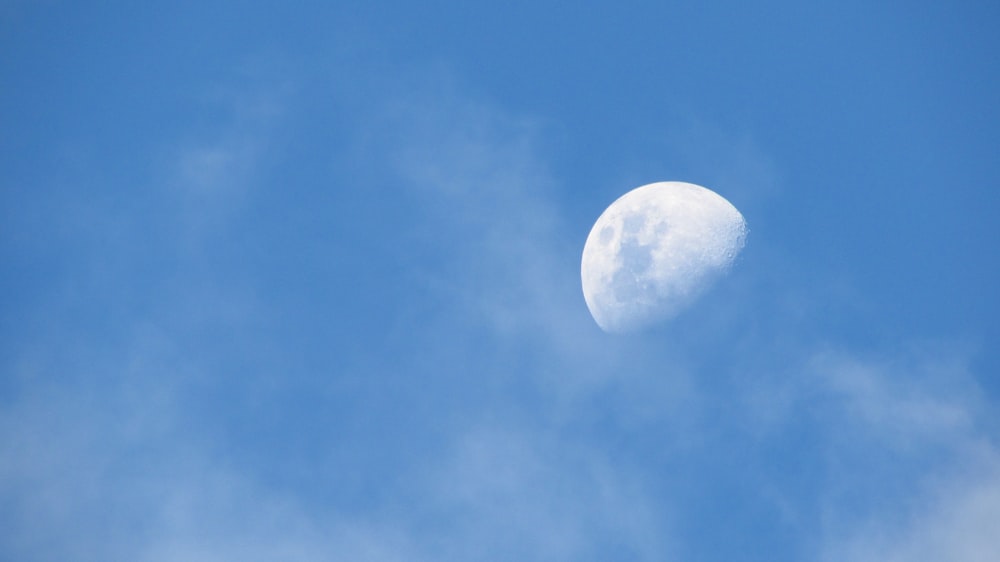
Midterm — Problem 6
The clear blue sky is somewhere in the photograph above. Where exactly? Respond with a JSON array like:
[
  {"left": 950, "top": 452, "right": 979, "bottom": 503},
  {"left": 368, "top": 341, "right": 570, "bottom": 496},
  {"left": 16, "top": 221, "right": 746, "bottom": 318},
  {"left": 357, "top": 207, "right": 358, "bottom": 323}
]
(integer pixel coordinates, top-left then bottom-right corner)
[{"left": 2, "top": 2, "right": 998, "bottom": 560}]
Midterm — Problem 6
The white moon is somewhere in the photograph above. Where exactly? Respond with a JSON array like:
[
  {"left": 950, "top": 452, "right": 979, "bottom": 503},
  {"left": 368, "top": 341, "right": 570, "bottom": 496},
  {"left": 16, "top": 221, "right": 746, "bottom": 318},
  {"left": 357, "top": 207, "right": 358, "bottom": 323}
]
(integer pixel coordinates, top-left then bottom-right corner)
[{"left": 581, "top": 181, "right": 747, "bottom": 333}]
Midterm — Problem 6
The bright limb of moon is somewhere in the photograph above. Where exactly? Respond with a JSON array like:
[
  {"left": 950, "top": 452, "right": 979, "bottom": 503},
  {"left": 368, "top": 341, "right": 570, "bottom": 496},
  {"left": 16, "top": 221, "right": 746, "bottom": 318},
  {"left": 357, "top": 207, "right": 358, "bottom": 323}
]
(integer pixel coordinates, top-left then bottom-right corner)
[{"left": 581, "top": 181, "right": 747, "bottom": 333}]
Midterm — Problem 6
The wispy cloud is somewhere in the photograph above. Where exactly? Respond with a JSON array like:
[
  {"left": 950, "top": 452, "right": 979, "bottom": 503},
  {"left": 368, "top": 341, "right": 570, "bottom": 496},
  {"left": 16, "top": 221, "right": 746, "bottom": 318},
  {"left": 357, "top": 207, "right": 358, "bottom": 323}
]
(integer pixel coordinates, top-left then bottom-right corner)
[
  {"left": 804, "top": 345, "right": 1000, "bottom": 562},
  {"left": 826, "top": 459, "right": 1000, "bottom": 562},
  {"left": 809, "top": 347, "right": 980, "bottom": 448},
  {"left": 1, "top": 71, "right": 682, "bottom": 561},
  {"left": 165, "top": 79, "right": 290, "bottom": 245},
  {"left": 3, "top": 58, "right": 994, "bottom": 562},
  {"left": 412, "top": 425, "right": 671, "bottom": 561}
]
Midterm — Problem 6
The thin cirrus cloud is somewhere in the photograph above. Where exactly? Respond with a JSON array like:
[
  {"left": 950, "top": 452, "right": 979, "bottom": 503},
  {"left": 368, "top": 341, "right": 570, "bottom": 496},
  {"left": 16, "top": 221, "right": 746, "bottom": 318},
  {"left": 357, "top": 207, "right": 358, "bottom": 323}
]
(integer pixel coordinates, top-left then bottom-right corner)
[
  {"left": 0, "top": 77, "right": 675, "bottom": 561},
  {"left": 330, "top": 78, "right": 1000, "bottom": 562},
  {"left": 2, "top": 60, "right": 997, "bottom": 562},
  {"left": 808, "top": 348, "right": 1000, "bottom": 562}
]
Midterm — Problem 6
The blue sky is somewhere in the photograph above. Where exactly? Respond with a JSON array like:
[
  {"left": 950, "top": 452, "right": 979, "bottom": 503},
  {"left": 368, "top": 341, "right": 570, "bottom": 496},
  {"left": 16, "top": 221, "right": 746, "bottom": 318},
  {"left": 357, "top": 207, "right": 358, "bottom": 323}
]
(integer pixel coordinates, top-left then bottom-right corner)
[{"left": 2, "top": 1, "right": 999, "bottom": 560}]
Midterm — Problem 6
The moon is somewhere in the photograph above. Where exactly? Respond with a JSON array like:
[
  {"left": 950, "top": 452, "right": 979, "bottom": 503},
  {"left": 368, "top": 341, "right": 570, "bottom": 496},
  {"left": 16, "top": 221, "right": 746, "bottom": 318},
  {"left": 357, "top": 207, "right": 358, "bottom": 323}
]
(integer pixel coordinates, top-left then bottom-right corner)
[{"left": 581, "top": 181, "right": 747, "bottom": 333}]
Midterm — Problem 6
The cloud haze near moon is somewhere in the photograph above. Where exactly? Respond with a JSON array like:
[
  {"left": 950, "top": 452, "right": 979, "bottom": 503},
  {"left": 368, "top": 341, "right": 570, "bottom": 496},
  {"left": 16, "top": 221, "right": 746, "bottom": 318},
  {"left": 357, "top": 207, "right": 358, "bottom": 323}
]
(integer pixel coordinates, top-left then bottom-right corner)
[{"left": 581, "top": 181, "right": 747, "bottom": 333}]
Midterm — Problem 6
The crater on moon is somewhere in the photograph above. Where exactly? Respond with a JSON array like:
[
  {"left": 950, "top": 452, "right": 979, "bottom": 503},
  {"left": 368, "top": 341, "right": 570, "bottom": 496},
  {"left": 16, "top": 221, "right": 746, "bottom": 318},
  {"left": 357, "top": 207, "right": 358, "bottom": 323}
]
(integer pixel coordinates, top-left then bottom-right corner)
[{"left": 580, "top": 181, "right": 747, "bottom": 333}]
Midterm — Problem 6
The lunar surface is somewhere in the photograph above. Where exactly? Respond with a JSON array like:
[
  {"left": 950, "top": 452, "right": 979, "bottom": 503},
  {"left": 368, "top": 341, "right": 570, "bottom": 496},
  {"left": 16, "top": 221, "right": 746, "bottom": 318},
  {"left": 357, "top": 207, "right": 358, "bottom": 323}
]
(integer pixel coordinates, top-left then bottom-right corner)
[{"left": 581, "top": 181, "right": 747, "bottom": 333}]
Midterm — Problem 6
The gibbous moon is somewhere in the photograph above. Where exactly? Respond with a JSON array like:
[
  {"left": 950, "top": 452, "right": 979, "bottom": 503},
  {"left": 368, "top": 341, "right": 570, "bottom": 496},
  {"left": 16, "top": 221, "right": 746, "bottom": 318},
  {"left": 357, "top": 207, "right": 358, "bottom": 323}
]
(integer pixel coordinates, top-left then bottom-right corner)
[{"left": 581, "top": 181, "right": 747, "bottom": 333}]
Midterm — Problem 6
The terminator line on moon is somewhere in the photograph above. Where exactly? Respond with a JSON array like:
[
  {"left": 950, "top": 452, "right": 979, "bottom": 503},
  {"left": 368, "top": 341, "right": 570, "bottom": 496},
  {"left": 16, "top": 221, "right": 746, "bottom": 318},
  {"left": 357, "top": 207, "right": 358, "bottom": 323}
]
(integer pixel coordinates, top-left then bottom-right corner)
[{"left": 581, "top": 181, "right": 747, "bottom": 333}]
